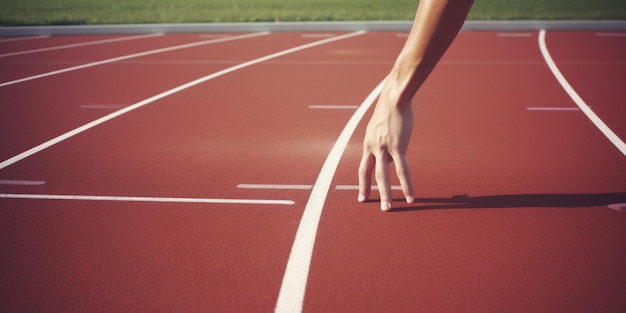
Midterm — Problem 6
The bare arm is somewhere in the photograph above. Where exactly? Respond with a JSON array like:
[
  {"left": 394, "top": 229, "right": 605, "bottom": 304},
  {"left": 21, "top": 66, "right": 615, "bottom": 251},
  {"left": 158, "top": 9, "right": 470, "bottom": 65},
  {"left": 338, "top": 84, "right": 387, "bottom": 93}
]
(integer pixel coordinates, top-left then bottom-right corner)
[{"left": 358, "top": 0, "right": 474, "bottom": 211}]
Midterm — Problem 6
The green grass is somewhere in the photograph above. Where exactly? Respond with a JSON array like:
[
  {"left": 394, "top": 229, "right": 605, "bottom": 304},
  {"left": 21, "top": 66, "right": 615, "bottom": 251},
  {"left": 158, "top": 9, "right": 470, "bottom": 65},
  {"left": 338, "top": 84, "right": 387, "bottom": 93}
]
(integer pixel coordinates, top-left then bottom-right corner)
[{"left": 1, "top": 0, "right": 625, "bottom": 26}]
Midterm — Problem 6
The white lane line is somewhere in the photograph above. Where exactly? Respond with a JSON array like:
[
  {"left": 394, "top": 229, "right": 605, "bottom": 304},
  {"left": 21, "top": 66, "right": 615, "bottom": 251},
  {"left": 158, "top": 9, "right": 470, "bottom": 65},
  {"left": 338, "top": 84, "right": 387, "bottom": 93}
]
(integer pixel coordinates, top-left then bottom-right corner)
[
  {"left": 497, "top": 32, "right": 532, "bottom": 37},
  {"left": 0, "top": 31, "right": 366, "bottom": 170},
  {"left": 527, "top": 107, "right": 580, "bottom": 111},
  {"left": 236, "top": 184, "right": 403, "bottom": 191},
  {"left": 0, "top": 193, "right": 294, "bottom": 205},
  {"left": 335, "top": 185, "right": 402, "bottom": 191},
  {"left": 238, "top": 184, "right": 313, "bottom": 190},
  {"left": 538, "top": 30, "right": 626, "bottom": 157},
  {"left": 0, "top": 35, "right": 49, "bottom": 43},
  {"left": 0, "top": 33, "right": 162, "bottom": 58},
  {"left": 0, "top": 32, "right": 268, "bottom": 88},
  {"left": 275, "top": 77, "right": 385, "bottom": 313},
  {"left": 308, "top": 105, "right": 358, "bottom": 109},
  {"left": 0, "top": 180, "right": 46, "bottom": 186},
  {"left": 596, "top": 32, "right": 626, "bottom": 37}
]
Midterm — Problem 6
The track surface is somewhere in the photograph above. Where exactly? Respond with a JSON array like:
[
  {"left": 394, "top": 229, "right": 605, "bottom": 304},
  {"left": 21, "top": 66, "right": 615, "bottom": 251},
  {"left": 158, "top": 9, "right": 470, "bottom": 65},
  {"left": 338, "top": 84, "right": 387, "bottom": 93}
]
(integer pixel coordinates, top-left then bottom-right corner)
[{"left": 1, "top": 30, "right": 625, "bottom": 312}]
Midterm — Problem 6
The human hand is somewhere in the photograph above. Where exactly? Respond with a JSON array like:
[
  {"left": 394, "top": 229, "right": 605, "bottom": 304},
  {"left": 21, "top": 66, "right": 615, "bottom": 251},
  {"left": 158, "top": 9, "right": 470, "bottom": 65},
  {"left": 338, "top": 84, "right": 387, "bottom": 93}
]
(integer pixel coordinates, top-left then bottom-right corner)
[{"left": 358, "top": 91, "right": 415, "bottom": 211}]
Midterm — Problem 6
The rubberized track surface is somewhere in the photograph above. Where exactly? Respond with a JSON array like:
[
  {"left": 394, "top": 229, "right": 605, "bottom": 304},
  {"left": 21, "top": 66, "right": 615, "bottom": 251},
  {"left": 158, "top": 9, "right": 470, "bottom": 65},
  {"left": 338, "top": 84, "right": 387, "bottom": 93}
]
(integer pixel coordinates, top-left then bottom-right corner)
[{"left": 1, "top": 30, "right": 625, "bottom": 312}]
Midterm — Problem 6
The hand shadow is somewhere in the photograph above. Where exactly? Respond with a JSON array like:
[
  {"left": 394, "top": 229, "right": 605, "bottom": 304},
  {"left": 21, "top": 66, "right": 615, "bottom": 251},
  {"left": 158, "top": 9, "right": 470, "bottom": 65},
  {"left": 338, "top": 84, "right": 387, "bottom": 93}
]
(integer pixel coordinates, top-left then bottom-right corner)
[{"left": 389, "top": 192, "right": 626, "bottom": 212}]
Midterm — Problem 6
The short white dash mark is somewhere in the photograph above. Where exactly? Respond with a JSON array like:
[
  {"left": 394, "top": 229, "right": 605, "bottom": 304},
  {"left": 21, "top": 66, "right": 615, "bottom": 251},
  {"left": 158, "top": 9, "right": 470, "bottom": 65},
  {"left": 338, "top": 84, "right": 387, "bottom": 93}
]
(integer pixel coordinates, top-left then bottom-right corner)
[
  {"left": 527, "top": 107, "right": 580, "bottom": 111},
  {"left": 238, "top": 184, "right": 313, "bottom": 190},
  {"left": 596, "top": 32, "right": 626, "bottom": 37},
  {"left": 0, "top": 180, "right": 46, "bottom": 186},
  {"left": 497, "top": 33, "right": 532, "bottom": 37}
]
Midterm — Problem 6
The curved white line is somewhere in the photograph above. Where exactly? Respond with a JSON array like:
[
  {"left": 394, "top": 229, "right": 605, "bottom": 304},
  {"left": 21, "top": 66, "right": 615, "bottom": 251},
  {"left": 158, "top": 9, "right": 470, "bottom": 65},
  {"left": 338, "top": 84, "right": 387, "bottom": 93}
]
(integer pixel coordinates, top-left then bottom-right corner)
[
  {"left": 538, "top": 29, "right": 626, "bottom": 156},
  {"left": 275, "top": 78, "right": 385, "bottom": 313},
  {"left": 0, "top": 31, "right": 366, "bottom": 170},
  {"left": 0, "top": 32, "right": 268, "bottom": 88}
]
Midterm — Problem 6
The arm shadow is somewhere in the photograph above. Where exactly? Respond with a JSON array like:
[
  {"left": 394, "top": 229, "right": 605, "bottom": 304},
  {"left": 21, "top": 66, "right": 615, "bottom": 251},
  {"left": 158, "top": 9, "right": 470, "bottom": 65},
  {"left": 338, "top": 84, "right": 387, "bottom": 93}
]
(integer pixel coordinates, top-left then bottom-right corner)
[{"left": 390, "top": 192, "right": 626, "bottom": 212}]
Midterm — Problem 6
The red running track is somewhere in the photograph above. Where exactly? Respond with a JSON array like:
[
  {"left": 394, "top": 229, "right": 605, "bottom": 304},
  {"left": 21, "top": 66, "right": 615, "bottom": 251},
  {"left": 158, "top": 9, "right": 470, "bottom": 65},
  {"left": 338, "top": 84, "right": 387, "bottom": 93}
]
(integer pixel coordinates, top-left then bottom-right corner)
[{"left": 0, "top": 30, "right": 625, "bottom": 313}]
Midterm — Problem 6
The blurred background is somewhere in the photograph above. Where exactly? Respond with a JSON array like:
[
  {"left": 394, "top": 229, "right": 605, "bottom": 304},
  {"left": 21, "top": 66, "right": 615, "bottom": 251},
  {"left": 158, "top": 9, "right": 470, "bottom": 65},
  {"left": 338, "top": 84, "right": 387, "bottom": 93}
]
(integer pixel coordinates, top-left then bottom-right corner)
[{"left": 1, "top": 0, "right": 625, "bottom": 26}]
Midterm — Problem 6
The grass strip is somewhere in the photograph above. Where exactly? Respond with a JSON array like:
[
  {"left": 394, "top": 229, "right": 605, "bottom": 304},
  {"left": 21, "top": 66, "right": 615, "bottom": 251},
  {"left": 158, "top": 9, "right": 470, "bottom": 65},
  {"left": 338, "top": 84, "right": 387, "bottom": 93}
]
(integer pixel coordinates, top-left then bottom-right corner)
[{"left": 1, "top": 0, "right": 625, "bottom": 26}]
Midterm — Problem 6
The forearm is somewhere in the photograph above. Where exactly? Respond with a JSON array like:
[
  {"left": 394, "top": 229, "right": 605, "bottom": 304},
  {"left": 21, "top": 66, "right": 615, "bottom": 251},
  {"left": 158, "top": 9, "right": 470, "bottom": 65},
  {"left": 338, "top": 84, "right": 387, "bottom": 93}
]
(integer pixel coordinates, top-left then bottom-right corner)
[{"left": 387, "top": 0, "right": 474, "bottom": 106}]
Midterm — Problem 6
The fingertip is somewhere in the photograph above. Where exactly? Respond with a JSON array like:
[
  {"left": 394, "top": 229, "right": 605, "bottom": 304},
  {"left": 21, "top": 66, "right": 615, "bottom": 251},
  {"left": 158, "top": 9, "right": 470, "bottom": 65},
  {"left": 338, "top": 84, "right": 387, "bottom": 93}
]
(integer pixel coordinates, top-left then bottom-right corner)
[
  {"left": 381, "top": 201, "right": 392, "bottom": 212},
  {"left": 405, "top": 195, "right": 415, "bottom": 204}
]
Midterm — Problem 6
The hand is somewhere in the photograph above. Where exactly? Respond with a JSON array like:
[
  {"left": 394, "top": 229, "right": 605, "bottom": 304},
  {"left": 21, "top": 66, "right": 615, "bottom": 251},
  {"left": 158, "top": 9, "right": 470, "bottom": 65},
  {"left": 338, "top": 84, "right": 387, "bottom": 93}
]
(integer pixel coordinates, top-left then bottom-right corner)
[
  {"left": 356, "top": 0, "right": 473, "bottom": 211},
  {"left": 358, "top": 86, "right": 415, "bottom": 211}
]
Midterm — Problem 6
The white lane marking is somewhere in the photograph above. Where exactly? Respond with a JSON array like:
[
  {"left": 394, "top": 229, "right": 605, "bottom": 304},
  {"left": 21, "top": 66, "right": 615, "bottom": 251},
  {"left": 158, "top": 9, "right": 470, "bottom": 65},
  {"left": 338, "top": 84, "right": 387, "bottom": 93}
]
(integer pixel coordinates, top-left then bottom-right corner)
[
  {"left": 301, "top": 34, "right": 336, "bottom": 38},
  {"left": 308, "top": 105, "right": 358, "bottom": 109},
  {"left": 497, "top": 32, "right": 532, "bottom": 37},
  {"left": 608, "top": 203, "right": 626, "bottom": 212},
  {"left": 238, "top": 184, "right": 313, "bottom": 190},
  {"left": 538, "top": 30, "right": 626, "bottom": 157},
  {"left": 79, "top": 104, "right": 126, "bottom": 109},
  {"left": 396, "top": 33, "right": 409, "bottom": 38},
  {"left": 0, "top": 33, "right": 162, "bottom": 58},
  {"left": 0, "top": 180, "right": 45, "bottom": 186},
  {"left": 526, "top": 107, "right": 580, "bottom": 111},
  {"left": 596, "top": 32, "right": 626, "bottom": 37},
  {"left": 237, "top": 184, "right": 403, "bottom": 191},
  {"left": 0, "top": 35, "right": 49, "bottom": 43},
  {"left": 0, "top": 32, "right": 268, "bottom": 88},
  {"left": 275, "top": 78, "right": 385, "bottom": 313},
  {"left": 335, "top": 185, "right": 402, "bottom": 191},
  {"left": 0, "top": 193, "right": 294, "bottom": 205},
  {"left": 0, "top": 31, "right": 366, "bottom": 170}
]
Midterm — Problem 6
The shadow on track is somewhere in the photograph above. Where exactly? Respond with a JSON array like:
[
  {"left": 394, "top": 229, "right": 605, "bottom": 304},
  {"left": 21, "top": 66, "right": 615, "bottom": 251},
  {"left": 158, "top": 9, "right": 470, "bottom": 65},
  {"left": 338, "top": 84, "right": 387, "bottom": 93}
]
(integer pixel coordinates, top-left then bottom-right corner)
[{"left": 388, "top": 192, "right": 626, "bottom": 212}]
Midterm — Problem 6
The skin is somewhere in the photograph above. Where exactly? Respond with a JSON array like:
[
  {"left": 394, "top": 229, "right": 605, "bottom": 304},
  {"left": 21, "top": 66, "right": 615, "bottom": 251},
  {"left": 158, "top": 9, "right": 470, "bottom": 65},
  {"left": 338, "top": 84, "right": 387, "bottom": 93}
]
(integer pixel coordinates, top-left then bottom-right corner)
[{"left": 358, "top": 0, "right": 475, "bottom": 211}]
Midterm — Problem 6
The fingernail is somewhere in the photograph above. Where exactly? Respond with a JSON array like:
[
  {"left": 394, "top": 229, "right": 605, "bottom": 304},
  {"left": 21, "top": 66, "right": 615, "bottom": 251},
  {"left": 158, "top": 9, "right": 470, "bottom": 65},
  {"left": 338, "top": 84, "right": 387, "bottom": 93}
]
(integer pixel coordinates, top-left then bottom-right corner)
[
  {"left": 358, "top": 194, "right": 365, "bottom": 202},
  {"left": 381, "top": 201, "right": 392, "bottom": 211}
]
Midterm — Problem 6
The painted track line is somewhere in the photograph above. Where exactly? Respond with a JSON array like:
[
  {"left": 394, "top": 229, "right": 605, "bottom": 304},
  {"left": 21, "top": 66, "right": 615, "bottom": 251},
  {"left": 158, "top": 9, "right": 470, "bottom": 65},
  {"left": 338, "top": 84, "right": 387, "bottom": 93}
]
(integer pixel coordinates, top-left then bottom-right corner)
[
  {"left": 0, "top": 180, "right": 45, "bottom": 186},
  {"left": 0, "top": 32, "right": 268, "bottom": 88},
  {"left": 0, "top": 35, "right": 49, "bottom": 43},
  {"left": 275, "top": 78, "right": 385, "bottom": 313},
  {"left": 236, "top": 184, "right": 403, "bottom": 190},
  {"left": 497, "top": 32, "right": 532, "bottom": 37},
  {"left": 238, "top": 184, "right": 313, "bottom": 190},
  {"left": 0, "top": 33, "right": 162, "bottom": 58},
  {"left": 0, "top": 31, "right": 366, "bottom": 170},
  {"left": 538, "top": 30, "right": 626, "bottom": 157},
  {"left": 0, "top": 193, "right": 294, "bottom": 205},
  {"left": 527, "top": 107, "right": 580, "bottom": 111},
  {"left": 596, "top": 32, "right": 626, "bottom": 37}
]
